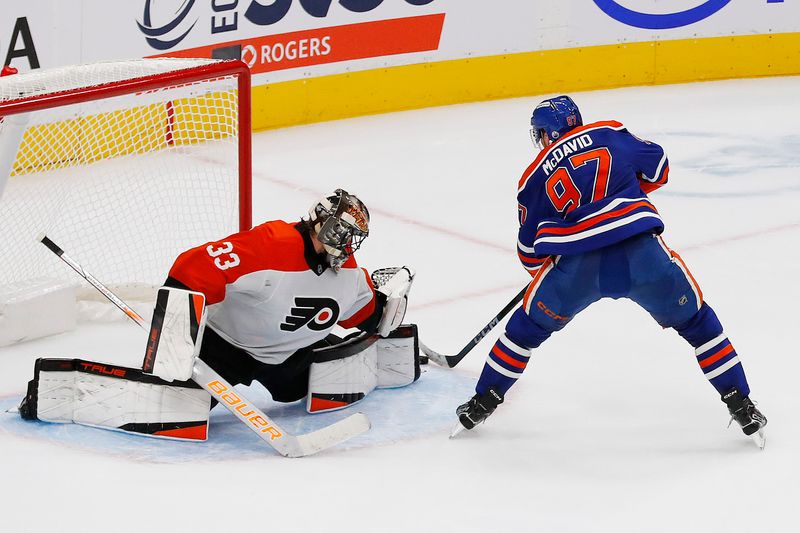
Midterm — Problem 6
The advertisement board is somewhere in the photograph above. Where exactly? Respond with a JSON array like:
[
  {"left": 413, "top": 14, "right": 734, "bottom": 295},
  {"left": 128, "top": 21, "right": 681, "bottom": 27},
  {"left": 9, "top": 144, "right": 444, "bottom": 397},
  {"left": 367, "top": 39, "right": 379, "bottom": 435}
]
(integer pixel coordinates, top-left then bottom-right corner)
[
  {"left": 2, "top": 1, "right": 799, "bottom": 127},
  {"left": 1, "top": 2, "right": 81, "bottom": 73},
  {"left": 3, "top": 2, "right": 797, "bottom": 78}
]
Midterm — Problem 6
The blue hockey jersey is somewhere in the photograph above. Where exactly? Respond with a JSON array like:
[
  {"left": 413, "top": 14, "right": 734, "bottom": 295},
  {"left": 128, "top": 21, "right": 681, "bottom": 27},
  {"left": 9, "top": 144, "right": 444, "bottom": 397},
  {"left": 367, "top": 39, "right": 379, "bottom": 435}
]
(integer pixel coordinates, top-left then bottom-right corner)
[{"left": 517, "top": 120, "right": 669, "bottom": 274}]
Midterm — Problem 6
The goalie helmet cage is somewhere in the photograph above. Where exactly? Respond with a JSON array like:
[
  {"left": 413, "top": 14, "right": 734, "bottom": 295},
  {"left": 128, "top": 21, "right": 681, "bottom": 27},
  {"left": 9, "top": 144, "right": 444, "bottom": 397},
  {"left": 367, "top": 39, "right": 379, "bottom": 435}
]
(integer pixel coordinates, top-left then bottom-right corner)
[{"left": 0, "top": 58, "right": 252, "bottom": 306}]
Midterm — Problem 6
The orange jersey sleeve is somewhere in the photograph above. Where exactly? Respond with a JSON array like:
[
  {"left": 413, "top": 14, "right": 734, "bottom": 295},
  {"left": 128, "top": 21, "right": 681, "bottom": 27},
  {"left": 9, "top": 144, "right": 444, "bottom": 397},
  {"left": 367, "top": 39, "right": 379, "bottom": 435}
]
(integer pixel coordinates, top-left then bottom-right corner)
[{"left": 168, "top": 220, "right": 307, "bottom": 305}]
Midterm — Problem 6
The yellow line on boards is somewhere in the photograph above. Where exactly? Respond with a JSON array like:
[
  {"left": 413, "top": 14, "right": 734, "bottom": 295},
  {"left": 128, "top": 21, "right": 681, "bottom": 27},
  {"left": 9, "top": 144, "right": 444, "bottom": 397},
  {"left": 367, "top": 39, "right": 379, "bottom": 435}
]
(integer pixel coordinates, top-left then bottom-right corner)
[{"left": 252, "top": 32, "right": 800, "bottom": 130}]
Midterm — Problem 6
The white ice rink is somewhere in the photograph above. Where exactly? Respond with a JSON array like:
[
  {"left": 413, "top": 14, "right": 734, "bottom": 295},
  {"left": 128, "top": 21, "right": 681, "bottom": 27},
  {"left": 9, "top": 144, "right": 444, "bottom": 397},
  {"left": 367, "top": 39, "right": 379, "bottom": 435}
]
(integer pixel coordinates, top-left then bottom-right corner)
[{"left": 2, "top": 76, "right": 799, "bottom": 532}]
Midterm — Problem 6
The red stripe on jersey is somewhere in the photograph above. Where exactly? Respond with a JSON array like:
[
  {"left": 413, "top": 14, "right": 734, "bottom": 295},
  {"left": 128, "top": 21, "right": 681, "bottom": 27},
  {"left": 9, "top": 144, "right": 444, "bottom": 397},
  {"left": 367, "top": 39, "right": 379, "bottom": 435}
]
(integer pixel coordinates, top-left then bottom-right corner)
[
  {"left": 518, "top": 250, "right": 546, "bottom": 263},
  {"left": 338, "top": 268, "right": 377, "bottom": 329},
  {"left": 640, "top": 165, "right": 669, "bottom": 194},
  {"left": 518, "top": 120, "right": 625, "bottom": 190},
  {"left": 654, "top": 163, "right": 670, "bottom": 184},
  {"left": 536, "top": 201, "right": 656, "bottom": 237}
]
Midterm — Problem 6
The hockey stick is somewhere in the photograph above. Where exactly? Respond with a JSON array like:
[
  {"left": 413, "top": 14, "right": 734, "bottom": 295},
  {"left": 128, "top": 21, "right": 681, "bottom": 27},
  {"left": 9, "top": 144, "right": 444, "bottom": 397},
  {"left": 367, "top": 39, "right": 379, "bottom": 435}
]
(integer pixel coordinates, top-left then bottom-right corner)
[
  {"left": 39, "top": 234, "right": 370, "bottom": 458},
  {"left": 421, "top": 286, "right": 527, "bottom": 368}
]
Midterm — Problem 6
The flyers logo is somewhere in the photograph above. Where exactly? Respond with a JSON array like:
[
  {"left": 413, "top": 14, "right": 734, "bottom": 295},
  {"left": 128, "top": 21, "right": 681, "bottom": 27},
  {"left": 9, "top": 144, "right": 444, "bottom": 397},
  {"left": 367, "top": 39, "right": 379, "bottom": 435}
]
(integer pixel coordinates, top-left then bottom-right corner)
[{"left": 280, "top": 297, "right": 340, "bottom": 331}]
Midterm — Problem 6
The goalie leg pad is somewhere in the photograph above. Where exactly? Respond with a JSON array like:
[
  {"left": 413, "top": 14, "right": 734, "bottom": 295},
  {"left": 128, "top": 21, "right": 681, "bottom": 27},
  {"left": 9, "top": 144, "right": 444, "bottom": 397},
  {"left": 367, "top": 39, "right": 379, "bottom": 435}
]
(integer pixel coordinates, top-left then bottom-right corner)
[
  {"left": 376, "top": 324, "right": 421, "bottom": 388},
  {"left": 307, "top": 325, "right": 421, "bottom": 413},
  {"left": 19, "top": 358, "right": 211, "bottom": 441},
  {"left": 143, "top": 287, "right": 207, "bottom": 382},
  {"left": 307, "top": 337, "right": 380, "bottom": 413}
]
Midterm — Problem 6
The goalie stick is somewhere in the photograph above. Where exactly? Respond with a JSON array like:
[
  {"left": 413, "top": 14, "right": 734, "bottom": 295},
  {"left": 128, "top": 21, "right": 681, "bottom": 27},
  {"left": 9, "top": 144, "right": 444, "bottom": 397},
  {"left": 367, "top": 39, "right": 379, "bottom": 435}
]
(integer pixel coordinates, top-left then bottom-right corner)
[
  {"left": 421, "top": 286, "right": 527, "bottom": 368},
  {"left": 39, "top": 234, "right": 370, "bottom": 458}
]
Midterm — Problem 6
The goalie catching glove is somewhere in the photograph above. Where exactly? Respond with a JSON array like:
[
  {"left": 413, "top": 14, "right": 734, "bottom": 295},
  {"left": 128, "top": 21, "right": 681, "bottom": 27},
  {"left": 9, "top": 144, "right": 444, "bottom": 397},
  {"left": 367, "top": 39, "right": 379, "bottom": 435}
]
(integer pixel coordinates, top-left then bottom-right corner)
[{"left": 372, "top": 266, "right": 415, "bottom": 337}]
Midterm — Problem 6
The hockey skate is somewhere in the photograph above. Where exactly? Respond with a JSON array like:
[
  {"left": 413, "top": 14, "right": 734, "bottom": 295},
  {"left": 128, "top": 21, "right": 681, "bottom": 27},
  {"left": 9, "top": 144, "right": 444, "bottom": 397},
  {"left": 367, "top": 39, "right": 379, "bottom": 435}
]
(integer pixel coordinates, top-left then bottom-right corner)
[
  {"left": 722, "top": 388, "right": 767, "bottom": 449},
  {"left": 450, "top": 387, "right": 503, "bottom": 438}
]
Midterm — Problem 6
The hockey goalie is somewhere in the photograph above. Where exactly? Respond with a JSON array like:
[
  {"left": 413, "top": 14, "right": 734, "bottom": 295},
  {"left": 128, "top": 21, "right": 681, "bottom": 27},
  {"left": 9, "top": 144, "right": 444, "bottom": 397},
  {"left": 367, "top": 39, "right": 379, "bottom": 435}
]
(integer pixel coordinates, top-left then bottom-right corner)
[{"left": 18, "top": 189, "right": 420, "bottom": 444}]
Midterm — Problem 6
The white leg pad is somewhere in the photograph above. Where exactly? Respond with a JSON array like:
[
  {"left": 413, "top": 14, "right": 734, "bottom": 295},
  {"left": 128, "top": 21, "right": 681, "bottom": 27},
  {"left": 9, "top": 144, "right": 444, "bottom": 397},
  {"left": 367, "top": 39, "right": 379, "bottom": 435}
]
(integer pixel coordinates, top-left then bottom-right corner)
[
  {"left": 20, "top": 358, "right": 211, "bottom": 440},
  {"left": 307, "top": 344, "right": 380, "bottom": 413},
  {"left": 376, "top": 325, "right": 420, "bottom": 388},
  {"left": 143, "top": 287, "right": 207, "bottom": 382},
  {"left": 307, "top": 325, "right": 421, "bottom": 413}
]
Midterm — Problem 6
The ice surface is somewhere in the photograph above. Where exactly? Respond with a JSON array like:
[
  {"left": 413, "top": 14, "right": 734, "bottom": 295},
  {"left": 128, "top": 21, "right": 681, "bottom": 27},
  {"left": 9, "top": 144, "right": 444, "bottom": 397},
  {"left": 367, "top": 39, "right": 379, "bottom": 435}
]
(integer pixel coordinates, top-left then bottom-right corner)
[{"left": 1, "top": 77, "right": 799, "bottom": 532}]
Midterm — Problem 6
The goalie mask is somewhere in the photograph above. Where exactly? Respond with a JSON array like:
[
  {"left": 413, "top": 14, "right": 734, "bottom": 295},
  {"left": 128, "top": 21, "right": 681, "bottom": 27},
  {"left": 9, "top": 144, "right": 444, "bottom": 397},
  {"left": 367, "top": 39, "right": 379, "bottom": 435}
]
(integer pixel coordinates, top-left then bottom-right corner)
[{"left": 308, "top": 189, "right": 370, "bottom": 270}]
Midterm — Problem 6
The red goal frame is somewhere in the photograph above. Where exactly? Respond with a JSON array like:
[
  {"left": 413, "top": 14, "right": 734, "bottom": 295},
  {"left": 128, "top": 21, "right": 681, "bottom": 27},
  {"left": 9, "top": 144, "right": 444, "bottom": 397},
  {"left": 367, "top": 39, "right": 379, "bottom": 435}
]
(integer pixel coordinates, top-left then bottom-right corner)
[{"left": 0, "top": 59, "right": 252, "bottom": 231}]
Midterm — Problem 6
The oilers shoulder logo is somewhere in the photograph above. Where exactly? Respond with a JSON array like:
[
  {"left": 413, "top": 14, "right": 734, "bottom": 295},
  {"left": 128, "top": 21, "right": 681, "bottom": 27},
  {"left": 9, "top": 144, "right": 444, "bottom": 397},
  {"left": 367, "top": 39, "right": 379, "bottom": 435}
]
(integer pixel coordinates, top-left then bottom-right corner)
[{"left": 280, "top": 297, "right": 340, "bottom": 332}]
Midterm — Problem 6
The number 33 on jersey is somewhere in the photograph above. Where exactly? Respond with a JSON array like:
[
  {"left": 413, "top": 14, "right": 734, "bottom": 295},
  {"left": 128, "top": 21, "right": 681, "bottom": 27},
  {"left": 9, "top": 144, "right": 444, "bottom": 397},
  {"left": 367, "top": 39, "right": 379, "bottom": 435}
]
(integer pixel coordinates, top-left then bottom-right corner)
[
  {"left": 206, "top": 241, "right": 240, "bottom": 270},
  {"left": 167, "top": 220, "right": 377, "bottom": 365}
]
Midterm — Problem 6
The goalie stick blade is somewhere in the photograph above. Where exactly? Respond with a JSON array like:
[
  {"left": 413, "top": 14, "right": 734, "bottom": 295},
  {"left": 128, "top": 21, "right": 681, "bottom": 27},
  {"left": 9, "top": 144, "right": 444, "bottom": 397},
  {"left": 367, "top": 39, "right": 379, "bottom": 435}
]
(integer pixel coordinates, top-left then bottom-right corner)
[{"left": 284, "top": 412, "right": 371, "bottom": 458}]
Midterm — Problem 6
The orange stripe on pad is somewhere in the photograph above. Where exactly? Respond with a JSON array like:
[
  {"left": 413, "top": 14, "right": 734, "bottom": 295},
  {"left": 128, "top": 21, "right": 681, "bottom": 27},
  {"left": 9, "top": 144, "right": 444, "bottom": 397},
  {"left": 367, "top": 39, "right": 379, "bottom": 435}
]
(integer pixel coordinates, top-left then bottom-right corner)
[
  {"left": 155, "top": 423, "right": 208, "bottom": 441},
  {"left": 191, "top": 294, "right": 205, "bottom": 324},
  {"left": 700, "top": 344, "right": 734, "bottom": 369},
  {"left": 309, "top": 397, "right": 350, "bottom": 413}
]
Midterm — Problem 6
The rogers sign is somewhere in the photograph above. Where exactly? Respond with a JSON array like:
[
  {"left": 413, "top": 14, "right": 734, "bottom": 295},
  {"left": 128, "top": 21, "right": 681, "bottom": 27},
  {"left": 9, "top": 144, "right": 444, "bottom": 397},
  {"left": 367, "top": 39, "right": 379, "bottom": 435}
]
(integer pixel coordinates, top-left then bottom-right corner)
[{"left": 137, "top": 0, "right": 436, "bottom": 51}]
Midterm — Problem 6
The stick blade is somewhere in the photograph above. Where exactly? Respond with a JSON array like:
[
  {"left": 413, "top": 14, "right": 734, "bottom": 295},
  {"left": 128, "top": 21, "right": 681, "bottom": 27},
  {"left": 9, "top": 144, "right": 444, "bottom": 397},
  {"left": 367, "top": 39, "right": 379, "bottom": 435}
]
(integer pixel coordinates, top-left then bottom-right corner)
[
  {"left": 284, "top": 412, "right": 371, "bottom": 458},
  {"left": 419, "top": 342, "right": 455, "bottom": 368}
]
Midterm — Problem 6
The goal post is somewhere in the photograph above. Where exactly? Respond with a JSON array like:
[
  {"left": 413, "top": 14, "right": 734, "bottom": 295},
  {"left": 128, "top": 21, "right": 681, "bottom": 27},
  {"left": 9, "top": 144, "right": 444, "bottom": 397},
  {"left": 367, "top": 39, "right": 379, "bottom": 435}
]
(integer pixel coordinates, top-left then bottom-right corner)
[{"left": 0, "top": 58, "right": 252, "bottom": 341}]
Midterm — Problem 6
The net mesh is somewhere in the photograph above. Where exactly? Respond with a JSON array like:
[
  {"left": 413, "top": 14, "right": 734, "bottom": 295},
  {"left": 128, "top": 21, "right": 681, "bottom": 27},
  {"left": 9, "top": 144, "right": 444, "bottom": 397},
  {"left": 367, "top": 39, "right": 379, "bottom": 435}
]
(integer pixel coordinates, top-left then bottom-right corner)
[{"left": 0, "top": 59, "right": 244, "bottom": 304}]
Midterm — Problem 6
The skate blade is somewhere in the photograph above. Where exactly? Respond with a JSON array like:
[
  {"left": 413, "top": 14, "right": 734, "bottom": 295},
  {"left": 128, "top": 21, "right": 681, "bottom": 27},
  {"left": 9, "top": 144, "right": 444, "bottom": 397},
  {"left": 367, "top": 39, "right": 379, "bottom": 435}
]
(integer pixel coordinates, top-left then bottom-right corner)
[
  {"left": 449, "top": 421, "right": 466, "bottom": 439},
  {"left": 4, "top": 406, "right": 19, "bottom": 414},
  {"left": 751, "top": 428, "right": 766, "bottom": 450}
]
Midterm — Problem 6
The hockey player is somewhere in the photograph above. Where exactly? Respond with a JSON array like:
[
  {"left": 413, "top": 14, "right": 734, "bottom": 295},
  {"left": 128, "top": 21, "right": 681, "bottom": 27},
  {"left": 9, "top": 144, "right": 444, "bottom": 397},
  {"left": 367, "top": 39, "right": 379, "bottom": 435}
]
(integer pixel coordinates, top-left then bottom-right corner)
[
  {"left": 163, "top": 188, "right": 413, "bottom": 406},
  {"left": 18, "top": 189, "right": 418, "bottom": 441},
  {"left": 453, "top": 96, "right": 767, "bottom": 446}
]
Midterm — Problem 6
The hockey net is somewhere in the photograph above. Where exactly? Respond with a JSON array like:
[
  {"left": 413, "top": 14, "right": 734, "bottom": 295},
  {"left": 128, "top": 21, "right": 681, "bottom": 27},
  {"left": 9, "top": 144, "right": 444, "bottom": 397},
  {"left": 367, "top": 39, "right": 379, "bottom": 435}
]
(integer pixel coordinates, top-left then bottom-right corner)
[{"left": 0, "top": 58, "right": 251, "bottom": 314}]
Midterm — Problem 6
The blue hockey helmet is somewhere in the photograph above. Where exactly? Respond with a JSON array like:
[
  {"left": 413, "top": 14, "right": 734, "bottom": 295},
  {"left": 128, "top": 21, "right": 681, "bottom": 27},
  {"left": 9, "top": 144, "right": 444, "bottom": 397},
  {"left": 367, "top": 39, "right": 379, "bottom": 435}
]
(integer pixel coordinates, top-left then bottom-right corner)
[{"left": 530, "top": 95, "right": 583, "bottom": 149}]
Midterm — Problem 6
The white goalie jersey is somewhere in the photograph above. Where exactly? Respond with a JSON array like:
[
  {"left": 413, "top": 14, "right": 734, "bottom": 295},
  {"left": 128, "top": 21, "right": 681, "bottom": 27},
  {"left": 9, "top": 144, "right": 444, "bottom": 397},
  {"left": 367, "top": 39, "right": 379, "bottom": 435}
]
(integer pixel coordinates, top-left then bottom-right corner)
[{"left": 167, "top": 220, "right": 378, "bottom": 365}]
